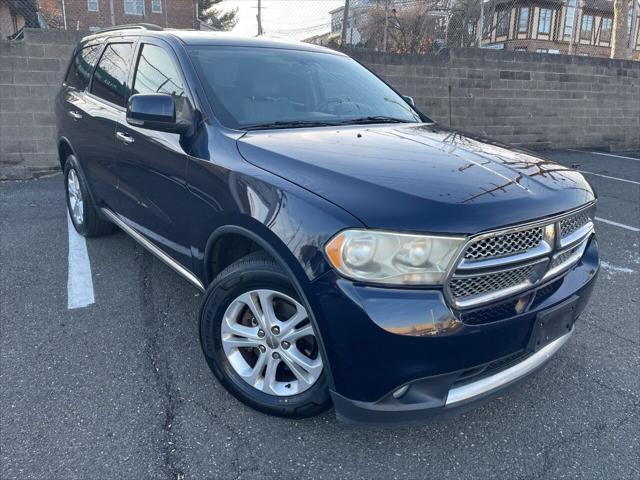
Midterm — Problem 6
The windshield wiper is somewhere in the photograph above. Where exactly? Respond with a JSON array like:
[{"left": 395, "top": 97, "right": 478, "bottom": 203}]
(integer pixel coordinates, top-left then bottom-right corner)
[
  {"left": 243, "top": 120, "right": 337, "bottom": 131},
  {"left": 337, "top": 116, "right": 411, "bottom": 125}
]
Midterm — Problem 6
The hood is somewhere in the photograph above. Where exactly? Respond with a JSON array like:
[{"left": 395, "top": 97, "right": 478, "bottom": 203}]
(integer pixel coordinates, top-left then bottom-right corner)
[{"left": 236, "top": 124, "right": 595, "bottom": 234}]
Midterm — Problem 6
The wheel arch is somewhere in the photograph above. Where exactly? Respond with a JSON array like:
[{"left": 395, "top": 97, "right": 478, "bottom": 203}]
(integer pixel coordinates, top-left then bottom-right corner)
[
  {"left": 57, "top": 136, "right": 76, "bottom": 171},
  {"left": 204, "top": 223, "right": 312, "bottom": 289},
  {"left": 203, "top": 222, "right": 336, "bottom": 390}
]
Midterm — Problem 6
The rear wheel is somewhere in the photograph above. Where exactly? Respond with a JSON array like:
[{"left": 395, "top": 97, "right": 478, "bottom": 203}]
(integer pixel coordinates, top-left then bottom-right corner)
[
  {"left": 199, "top": 254, "right": 331, "bottom": 418},
  {"left": 64, "top": 155, "right": 115, "bottom": 237}
]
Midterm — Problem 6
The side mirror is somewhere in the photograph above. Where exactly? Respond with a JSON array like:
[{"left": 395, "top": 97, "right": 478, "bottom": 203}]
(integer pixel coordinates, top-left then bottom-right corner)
[
  {"left": 403, "top": 95, "right": 415, "bottom": 107},
  {"left": 126, "top": 93, "right": 189, "bottom": 134}
]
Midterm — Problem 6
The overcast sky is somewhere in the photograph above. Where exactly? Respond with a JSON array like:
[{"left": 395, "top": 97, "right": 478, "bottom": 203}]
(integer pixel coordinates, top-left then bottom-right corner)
[{"left": 218, "top": 0, "right": 343, "bottom": 39}]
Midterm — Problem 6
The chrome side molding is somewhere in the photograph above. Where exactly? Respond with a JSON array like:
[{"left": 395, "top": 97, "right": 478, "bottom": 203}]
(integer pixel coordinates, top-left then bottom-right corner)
[
  {"left": 101, "top": 208, "right": 205, "bottom": 292},
  {"left": 445, "top": 330, "right": 572, "bottom": 406}
]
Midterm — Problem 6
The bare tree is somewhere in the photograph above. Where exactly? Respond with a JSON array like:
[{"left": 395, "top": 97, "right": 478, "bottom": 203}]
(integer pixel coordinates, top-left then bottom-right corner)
[
  {"left": 611, "top": 0, "right": 630, "bottom": 58},
  {"left": 360, "top": 1, "right": 444, "bottom": 53}
]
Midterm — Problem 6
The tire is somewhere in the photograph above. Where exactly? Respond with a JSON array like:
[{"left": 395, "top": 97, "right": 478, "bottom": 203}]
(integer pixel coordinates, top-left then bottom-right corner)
[
  {"left": 199, "top": 253, "right": 331, "bottom": 418},
  {"left": 64, "top": 154, "right": 115, "bottom": 237}
]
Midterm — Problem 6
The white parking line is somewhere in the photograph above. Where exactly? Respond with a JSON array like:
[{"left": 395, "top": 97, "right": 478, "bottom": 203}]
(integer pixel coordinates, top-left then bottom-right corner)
[
  {"left": 67, "top": 213, "right": 95, "bottom": 309},
  {"left": 568, "top": 149, "right": 640, "bottom": 162},
  {"left": 595, "top": 217, "right": 640, "bottom": 233},
  {"left": 579, "top": 171, "right": 640, "bottom": 186}
]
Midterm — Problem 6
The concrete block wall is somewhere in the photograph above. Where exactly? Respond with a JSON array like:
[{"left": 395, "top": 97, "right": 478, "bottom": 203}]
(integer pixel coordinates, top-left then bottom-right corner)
[
  {"left": 1, "top": 29, "right": 639, "bottom": 179},
  {"left": 0, "top": 29, "right": 89, "bottom": 180},
  {"left": 349, "top": 48, "right": 640, "bottom": 152}
]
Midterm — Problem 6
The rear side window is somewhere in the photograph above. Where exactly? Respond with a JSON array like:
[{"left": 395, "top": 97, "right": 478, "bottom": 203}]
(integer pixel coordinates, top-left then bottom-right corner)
[
  {"left": 132, "top": 44, "right": 189, "bottom": 121},
  {"left": 90, "top": 43, "right": 134, "bottom": 107},
  {"left": 65, "top": 45, "right": 101, "bottom": 90}
]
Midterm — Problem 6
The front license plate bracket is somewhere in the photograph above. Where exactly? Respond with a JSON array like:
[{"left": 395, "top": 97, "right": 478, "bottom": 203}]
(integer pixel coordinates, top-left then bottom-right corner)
[{"left": 527, "top": 295, "right": 578, "bottom": 352}]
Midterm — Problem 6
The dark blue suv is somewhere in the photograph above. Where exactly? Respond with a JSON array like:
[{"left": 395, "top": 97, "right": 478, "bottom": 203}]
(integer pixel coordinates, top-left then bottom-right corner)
[{"left": 56, "top": 24, "right": 599, "bottom": 423}]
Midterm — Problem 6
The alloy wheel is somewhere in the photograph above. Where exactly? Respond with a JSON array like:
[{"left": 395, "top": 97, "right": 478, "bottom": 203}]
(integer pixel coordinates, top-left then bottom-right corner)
[
  {"left": 221, "top": 289, "right": 323, "bottom": 396},
  {"left": 67, "top": 168, "right": 84, "bottom": 226}
]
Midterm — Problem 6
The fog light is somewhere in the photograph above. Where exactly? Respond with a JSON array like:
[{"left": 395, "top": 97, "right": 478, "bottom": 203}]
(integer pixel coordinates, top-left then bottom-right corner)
[{"left": 392, "top": 384, "right": 410, "bottom": 399}]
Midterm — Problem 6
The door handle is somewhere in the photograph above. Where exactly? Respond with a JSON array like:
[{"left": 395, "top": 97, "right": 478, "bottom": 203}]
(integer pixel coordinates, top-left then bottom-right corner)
[
  {"left": 68, "top": 110, "right": 82, "bottom": 120},
  {"left": 115, "top": 131, "right": 135, "bottom": 145}
]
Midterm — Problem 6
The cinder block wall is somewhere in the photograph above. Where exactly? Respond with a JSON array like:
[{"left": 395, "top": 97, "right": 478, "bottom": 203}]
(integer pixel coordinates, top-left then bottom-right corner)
[
  {"left": 349, "top": 48, "right": 639, "bottom": 152},
  {"left": 1, "top": 29, "right": 88, "bottom": 179},
  {"left": 1, "top": 29, "right": 639, "bottom": 179}
]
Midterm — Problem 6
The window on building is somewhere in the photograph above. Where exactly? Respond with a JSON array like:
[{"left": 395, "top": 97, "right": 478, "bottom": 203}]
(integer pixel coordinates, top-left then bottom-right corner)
[
  {"left": 151, "top": 0, "right": 162, "bottom": 13},
  {"left": 496, "top": 10, "right": 510, "bottom": 37},
  {"left": 87, "top": 0, "right": 98, "bottom": 12},
  {"left": 600, "top": 17, "right": 612, "bottom": 42},
  {"left": 581, "top": 14, "right": 594, "bottom": 41},
  {"left": 65, "top": 45, "right": 101, "bottom": 90},
  {"left": 536, "top": 48, "right": 549, "bottom": 53},
  {"left": 482, "top": 11, "right": 491, "bottom": 36},
  {"left": 514, "top": 47, "right": 527, "bottom": 51},
  {"left": 538, "top": 8, "right": 552, "bottom": 34},
  {"left": 124, "top": 0, "right": 144, "bottom": 15},
  {"left": 133, "top": 44, "right": 189, "bottom": 121},
  {"left": 90, "top": 43, "right": 134, "bottom": 107},
  {"left": 518, "top": 7, "right": 529, "bottom": 33},
  {"left": 564, "top": 0, "right": 576, "bottom": 37}
]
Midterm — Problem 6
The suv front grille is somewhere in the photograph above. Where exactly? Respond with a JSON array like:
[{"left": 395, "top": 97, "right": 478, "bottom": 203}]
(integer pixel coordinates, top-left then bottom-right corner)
[
  {"left": 559, "top": 211, "right": 590, "bottom": 238},
  {"left": 447, "top": 206, "right": 594, "bottom": 309},
  {"left": 450, "top": 263, "right": 537, "bottom": 299},
  {"left": 463, "top": 227, "right": 543, "bottom": 261}
]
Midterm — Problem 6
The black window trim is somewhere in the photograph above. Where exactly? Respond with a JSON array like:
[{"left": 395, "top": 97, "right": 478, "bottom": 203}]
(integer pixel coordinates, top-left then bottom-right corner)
[
  {"left": 62, "top": 41, "right": 105, "bottom": 92},
  {"left": 86, "top": 39, "right": 137, "bottom": 111}
]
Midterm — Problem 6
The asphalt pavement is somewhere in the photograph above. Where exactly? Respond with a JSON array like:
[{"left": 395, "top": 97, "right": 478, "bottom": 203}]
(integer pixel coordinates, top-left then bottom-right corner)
[{"left": 1, "top": 150, "right": 638, "bottom": 480}]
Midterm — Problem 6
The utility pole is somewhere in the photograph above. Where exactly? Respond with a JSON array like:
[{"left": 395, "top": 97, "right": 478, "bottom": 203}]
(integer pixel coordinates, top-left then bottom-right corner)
[
  {"left": 341, "top": 0, "right": 350, "bottom": 46},
  {"left": 61, "top": 0, "right": 67, "bottom": 30},
  {"left": 383, "top": 0, "right": 390, "bottom": 52},
  {"left": 568, "top": 0, "right": 582, "bottom": 54},
  {"left": 109, "top": 0, "right": 115, "bottom": 26},
  {"left": 477, "top": 0, "right": 484, "bottom": 47},
  {"left": 629, "top": 0, "right": 639, "bottom": 58},
  {"left": 257, "top": 0, "right": 263, "bottom": 36}
]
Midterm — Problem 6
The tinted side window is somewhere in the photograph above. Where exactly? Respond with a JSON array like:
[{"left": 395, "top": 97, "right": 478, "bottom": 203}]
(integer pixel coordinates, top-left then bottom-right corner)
[
  {"left": 65, "top": 45, "right": 101, "bottom": 90},
  {"left": 90, "top": 43, "right": 134, "bottom": 107},
  {"left": 132, "top": 44, "right": 189, "bottom": 121}
]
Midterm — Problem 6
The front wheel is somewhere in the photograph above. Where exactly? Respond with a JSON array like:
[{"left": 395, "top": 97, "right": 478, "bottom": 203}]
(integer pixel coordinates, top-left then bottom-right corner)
[{"left": 199, "top": 254, "right": 331, "bottom": 418}]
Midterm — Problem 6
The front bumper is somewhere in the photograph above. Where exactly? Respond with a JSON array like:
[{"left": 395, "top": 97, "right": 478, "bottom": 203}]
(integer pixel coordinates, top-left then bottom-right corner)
[{"left": 308, "top": 236, "right": 599, "bottom": 424}]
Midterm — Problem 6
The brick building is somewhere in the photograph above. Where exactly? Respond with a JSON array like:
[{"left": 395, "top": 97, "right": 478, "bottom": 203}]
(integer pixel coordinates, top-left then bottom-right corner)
[
  {"left": 38, "top": 0, "right": 198, "bottom": 31},
  {"left": 479, "top": 0, "right": 640, "bottom": 59}
]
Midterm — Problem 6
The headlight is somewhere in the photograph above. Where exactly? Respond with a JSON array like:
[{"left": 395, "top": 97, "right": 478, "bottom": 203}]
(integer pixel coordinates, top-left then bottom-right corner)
[{"left": 325, "top": 229, "right": 465, "bottom": 285}]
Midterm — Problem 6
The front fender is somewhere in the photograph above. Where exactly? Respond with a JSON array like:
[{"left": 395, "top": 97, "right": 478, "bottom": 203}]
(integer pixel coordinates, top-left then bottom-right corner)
[{"left": 187, "top": 157, "right": 363, "bottom": 287}]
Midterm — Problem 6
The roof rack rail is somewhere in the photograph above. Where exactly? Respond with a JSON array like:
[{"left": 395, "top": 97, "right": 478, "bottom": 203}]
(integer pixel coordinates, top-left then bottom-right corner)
[{"left": 94, "top": 23, "right": 163, "bottom": 34}]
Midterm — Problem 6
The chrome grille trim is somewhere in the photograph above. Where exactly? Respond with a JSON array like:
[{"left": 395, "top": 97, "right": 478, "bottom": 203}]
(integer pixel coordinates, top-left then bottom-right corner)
[
  {"left": 450, "top": 259, "right": 549, "bottom": 309},
  {"left": 457, "top": 239, "right": 552, "bottom": 271},
  {"left": 463, "top": 226, "right": 544, "bottom": 261},
  {"left": 560, "top": 211, "right": 590, "bottom": 238},
  {"left": 543, "top": 236, "right": 590, "bottom": 281},
  {"left": 446, "top": 204, "right": 595, "bottom": 309},
  {"left": 559, "top": 221, "right": 594, "bottom": 249}
]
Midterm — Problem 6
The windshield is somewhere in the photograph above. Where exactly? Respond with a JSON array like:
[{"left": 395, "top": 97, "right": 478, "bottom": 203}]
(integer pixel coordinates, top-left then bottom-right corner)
[{"left": 188, "top": 46, "right": 424, "bottom": 130}]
